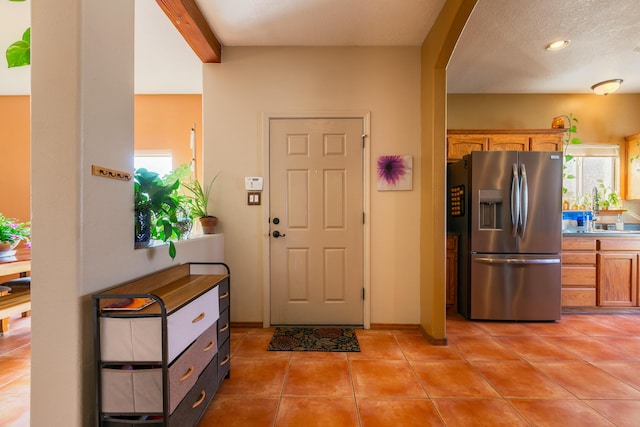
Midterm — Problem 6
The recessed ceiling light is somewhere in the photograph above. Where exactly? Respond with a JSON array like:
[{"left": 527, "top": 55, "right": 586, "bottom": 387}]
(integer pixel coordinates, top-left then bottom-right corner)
[{"left": 545, "top": 40, "right": 570, "bottom": 51}]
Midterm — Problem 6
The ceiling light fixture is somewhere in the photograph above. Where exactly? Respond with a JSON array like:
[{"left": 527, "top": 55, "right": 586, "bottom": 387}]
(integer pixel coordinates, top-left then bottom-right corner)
[
  {"left": 545, "top": 40, "right": 570, "bottom": 51},
  {"left": 591, "top": 79, "right": 623, "bottom": 96}
]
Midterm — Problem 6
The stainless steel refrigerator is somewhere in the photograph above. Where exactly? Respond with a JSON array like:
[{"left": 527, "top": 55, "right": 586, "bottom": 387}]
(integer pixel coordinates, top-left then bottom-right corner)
[{"left": 447, "top": 151, "right": 563, "bottom": 321}]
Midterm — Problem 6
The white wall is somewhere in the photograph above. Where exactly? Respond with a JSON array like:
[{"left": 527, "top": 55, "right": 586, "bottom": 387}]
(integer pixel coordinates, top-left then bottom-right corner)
[
  {"left": 0, "top": 1, "right": 30, "bottom": 95},
  {"left": 203, "top": 47, "right": 422, "bottom": 325},
  {"left": 30, "top": 2, "right": 223, "bottom": 425}
]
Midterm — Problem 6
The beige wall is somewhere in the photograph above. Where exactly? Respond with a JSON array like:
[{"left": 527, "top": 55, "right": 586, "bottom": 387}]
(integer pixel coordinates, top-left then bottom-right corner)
[
  {"left": 448, "top": 93, "right": 640, "bottom": 221},
  {"left": 202, "top": 46, "right": 422, "bottom": 325},
  {"left": 447, "top": 94, "right": 640, "bottom": 142}
]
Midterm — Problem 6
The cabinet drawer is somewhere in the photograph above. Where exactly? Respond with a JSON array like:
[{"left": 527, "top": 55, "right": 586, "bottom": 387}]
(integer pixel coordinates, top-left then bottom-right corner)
[
  {"left": 562, "top": 237, "right": 596, "bottom": 251},
  {"left": 562, "top": 266, "right": 596, "bottom": 286},
  {"left": 562, "top": 252, "right": 596, "bottom": 265},
  {"left": 100, "top": 286, "right": 219, "bottom": 363},
  {"left": 562, "top": 288, "right": 596, "bottom": 306},
  {"left": 168, "top": 321, "right": 218, "bottom": 413},
  {"left": 101, "top": 321, "right": 218, "bottom": 415},
  {"left": 101, "top": 366, "right": 162, "bottom": 414},
  {"left": 168, "top": 357, "right": 218, "bottom": 427},
  {"left": 218, "top": 278, "right": 230, "bottom": 313},
  {"left": 597, "top": 238, "right": 640, "bottom": 251},
  {"left": 217, "top": 338, "right": 231, "bottom": 384},
  {"left": 217, "top": 308, "right": 230, "bottom": 346}
]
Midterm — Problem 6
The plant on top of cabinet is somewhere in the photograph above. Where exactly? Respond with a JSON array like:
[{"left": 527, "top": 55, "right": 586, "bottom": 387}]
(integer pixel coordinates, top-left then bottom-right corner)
[{"left": 557, "top": 113, "right": 582, "bottom": 195}]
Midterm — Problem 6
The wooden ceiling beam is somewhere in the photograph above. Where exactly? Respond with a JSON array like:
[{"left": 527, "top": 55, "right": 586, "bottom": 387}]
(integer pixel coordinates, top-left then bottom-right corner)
[{"left": 156, "top": 0, "right": 222, "bottom": 63}]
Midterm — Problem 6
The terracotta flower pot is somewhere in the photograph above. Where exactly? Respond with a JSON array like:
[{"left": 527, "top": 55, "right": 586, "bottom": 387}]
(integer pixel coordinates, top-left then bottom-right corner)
[{"left": 199, "top": 216, "right": 218, "bottom": 234}]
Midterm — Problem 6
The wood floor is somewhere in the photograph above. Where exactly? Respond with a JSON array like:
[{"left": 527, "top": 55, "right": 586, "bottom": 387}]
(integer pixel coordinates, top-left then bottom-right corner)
[{"left": 2, "top": 312, "right": 640, "bottom": 426}]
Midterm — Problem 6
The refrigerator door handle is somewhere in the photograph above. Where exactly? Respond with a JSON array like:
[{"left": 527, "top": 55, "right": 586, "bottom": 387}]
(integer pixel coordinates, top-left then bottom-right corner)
[
  {"left": 519, "top": 163, "right": 529, "bottom": 238},
  {"left": 511, "top": 163, "right": 520, "bottom": 238},
  {"left": 474, "top": 257, "right": 560, "bottom": 265}
]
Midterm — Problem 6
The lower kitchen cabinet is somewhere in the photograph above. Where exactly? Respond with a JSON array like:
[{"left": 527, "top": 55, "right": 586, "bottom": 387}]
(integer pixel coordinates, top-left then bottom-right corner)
[
  {"left": 446, "top": 234, "right": 458, "bottom": 307},
  {"left": 561, "top": 236, "right": 597, "bottom": 306},
  {"left": 597, "top": 239, "right": 640, "bottom": 307},
  {"left": 562, "top": 235, "right": 640, "bottom": 308}
]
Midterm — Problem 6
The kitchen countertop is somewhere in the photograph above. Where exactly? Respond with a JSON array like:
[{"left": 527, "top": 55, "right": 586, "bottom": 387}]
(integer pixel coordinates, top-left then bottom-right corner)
[{"left": 563, "top": 227, "right": 640, "bottom": 237}]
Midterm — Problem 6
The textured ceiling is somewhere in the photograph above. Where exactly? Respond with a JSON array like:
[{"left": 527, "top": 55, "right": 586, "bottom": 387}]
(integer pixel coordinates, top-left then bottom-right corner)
[
  {"left": 447, "top": 0, "right": 640, "bottom": 94},
  {"left": 150, "top": 0, "right": 640, "bottom": 94},
  {"left": 2, "top": 0, "right": 639, "bottom": 95}
]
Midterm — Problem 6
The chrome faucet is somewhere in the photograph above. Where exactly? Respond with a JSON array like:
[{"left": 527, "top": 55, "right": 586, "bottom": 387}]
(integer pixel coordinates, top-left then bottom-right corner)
[{"left": 592, "top": 187, "right": 599, "bottom": 213}]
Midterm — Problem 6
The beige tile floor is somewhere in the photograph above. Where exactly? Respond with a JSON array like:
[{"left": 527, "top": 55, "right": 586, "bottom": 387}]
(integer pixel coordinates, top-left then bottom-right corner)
[{"left": 2, "top": 311, "right": 640, "bottom": 426}]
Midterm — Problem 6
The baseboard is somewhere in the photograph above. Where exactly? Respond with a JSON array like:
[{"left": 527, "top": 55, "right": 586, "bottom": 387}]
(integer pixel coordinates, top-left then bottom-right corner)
[
  {"left": 369, "top": 323, "right": 420, "bottom": 330},
  {"left": 230, "top": 321, "right": 263, "bottom": 329},
  {"left": 418, "top": 325, "right": 448, "bottom": 346},
  {"left": 562, "top": 306, "right": 640, "bottom": 315}
]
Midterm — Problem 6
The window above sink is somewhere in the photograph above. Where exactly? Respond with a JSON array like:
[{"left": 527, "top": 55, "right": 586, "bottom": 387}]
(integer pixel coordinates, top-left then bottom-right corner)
[{"left": 563, "top": 144, "right": 620, "bottom": 207}]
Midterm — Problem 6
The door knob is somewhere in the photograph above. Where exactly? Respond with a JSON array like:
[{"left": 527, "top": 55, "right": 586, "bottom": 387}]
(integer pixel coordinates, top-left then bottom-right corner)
[{"left": 272, "top": 230, "right": 286, "bottom": 238}]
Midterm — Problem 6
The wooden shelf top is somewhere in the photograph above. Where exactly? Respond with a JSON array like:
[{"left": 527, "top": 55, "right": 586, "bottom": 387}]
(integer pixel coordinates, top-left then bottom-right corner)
[{"left": 95, "top": 263, "right": 228, "bottom": 315}]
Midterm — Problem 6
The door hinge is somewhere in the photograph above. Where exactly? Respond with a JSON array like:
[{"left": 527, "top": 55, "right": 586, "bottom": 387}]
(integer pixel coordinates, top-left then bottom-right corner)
[
  {"left": 362, "top": 134, "right": 367, "bottom": 148},
  {"left": 362, "top": 212, "right": 365, "bottom": 224},
  {"left": 362, "top": 288, "right": 365, "bottom": 300}
]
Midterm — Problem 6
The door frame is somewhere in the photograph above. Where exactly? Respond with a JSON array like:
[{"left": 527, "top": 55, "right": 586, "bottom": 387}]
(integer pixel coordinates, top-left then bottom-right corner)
[{"left": 261, "top": 111, "right": 371, "bottom": 328}]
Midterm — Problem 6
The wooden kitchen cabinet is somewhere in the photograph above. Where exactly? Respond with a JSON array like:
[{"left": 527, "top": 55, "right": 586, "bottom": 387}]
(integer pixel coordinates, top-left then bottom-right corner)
[
  {"left": 561, "top": 236, "right": 597, "bottom": 306},
  {"left": 447, "top": 135, "right": 488, "bottom": 161},
  {"left": 488, "top": 134, "right": 529, "bottom": 152},
  {"left": 625, "top": 132, "right": 640, "bottom": 200},
  {"left": 447, "top": 129, "right": 564, "bottom": 162},
  {"left": 530, "top": 134, "right": 564, "bottom": 152},
  {"left": 597, "top": 239, "right": 640, "bottom": 307},
  {"left": 446, "top": 234, "right": 458, "bottom": 307}
]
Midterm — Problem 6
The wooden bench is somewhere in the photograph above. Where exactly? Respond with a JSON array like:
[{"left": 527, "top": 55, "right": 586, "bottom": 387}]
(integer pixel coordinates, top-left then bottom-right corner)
[{"left": 0, "top": 289, "right": 31, "bottom": 334}]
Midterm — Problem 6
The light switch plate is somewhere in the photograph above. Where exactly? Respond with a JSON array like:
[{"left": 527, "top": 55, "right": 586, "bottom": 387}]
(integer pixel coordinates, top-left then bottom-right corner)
[{"left": 248, "top": 192, "right": 261, "bottom": 205}]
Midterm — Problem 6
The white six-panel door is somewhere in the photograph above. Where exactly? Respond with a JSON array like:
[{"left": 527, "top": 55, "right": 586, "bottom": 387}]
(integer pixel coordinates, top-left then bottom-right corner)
[{"left": 269, "top": 118, "right": 364, "bottom": 325}]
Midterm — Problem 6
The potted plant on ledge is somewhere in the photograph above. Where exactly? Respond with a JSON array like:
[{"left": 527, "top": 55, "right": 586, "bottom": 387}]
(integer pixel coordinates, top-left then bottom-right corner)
[
  {"left": 134, "top": 168, "right": 183, "bottom": 259},
  {"left": 0, "top": 213, "right": 30, "bottom": 257},
  {"left": 182, "top": 172, "right": 220, "bottom": 234}
]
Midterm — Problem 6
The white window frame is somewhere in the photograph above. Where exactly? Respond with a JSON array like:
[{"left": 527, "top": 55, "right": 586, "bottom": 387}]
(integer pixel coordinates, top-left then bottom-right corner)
[
  {"left": 563, "top": 143, "right": 620, "bottom": 203},
  {"left": 134, "top": 150, "right": 174, "bottom": 177}
]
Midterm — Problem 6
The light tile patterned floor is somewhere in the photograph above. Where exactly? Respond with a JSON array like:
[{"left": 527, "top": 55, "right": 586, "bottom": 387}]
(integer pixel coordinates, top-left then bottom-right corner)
[{"left": 2, "top": 312, "right": 640, "bottom": 426}]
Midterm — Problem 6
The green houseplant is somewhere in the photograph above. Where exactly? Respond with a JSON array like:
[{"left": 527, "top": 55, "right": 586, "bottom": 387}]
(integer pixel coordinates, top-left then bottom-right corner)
[
  {"left": 134, "top": 168, "right": 183, "bottom": 259},
  {"left": 182, "top": 172, "right": 220, "bottom": 234},
  {"left": 558, "top": 113, "right": 582, "bottom": 195},
  {"left": 5, "top": 0, "right": 30, "bottom": 68},
  {"left": 0, "top": 213, "right": 30, "bottom": 256}
]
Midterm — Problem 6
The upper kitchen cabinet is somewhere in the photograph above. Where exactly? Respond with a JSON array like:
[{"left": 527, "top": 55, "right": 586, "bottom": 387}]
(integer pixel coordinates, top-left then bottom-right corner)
[
  {"left": 447, "top": 129, "right": 564, "bottom": 162},
  {"left": 625, "top": 132, "right": 640, "bottom": 200}
]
